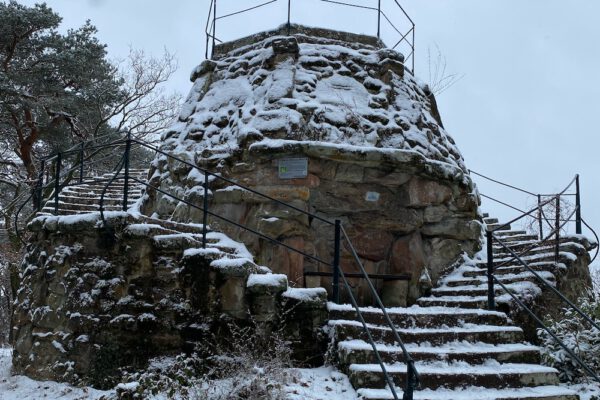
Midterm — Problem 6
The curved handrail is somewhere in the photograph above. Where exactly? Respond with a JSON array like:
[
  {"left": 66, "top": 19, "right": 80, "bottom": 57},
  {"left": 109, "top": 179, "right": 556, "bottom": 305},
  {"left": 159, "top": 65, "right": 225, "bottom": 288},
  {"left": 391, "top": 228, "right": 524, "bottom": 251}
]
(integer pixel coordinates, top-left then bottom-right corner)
[
  {"left": 99, "top": 154, "right": 126, "bottom": 227},
  {"left": 582, "top": 218, "right": 599, "bottom": 263}
]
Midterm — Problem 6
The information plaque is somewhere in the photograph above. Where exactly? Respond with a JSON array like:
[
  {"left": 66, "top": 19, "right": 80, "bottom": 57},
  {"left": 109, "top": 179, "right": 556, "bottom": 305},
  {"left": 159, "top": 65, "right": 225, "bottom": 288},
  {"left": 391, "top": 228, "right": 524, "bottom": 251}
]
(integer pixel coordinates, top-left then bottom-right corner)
[{"left": 278, "top": 158, "right": 308, "bottom": 179}]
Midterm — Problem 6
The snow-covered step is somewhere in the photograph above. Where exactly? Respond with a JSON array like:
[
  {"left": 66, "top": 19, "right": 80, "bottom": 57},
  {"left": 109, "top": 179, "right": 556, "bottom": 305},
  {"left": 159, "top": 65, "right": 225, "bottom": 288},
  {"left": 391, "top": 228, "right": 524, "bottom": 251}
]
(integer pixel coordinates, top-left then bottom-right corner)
[
  {"left": 357, "top": 385, "right": 578, "bottom": 400},
  {"left": 463, "top": 262, "right": 560, "bottom": 278},
  {"left": 431, "top": 281, "right": 541, "bottom": 298},
  {"left": 328, "top": 303, "right": 509, "bottom": 328},
  {"left": 329, "top": 320, "right": 524, "bottom": 345},
  {"left": 349, "top": 361, "right": 560, "bottom": 390},
  {"left": 483, "top": 217, "right": 499, "bottom": 225},
  {"left": 416, "top": 294, "right": 513, "bottom": 309},
  {"left": 338, "top": 340, "right": 541, "bottom": 366},
  {"left": 442, "top": 270, "right": 556, "bottom": 288}
]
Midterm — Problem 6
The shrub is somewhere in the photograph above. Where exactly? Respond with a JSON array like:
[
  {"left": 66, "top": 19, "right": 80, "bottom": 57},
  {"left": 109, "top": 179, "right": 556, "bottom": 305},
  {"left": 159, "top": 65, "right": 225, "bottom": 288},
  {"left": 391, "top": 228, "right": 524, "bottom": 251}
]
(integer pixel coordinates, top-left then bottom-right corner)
[{"left": 538, "top": 270, "right": 600, "bottom": 383}]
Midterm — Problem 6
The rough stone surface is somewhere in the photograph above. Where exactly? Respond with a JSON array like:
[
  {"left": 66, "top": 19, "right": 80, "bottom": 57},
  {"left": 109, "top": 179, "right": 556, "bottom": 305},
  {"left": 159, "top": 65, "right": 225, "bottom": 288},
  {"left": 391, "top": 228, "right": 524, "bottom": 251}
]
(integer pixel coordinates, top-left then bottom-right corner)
[
  {"left": 146, "top": 26, "right": 481, "bottom": 307},
  {"left": 11, "top": 214, "right": 328, "bottom": 388}
]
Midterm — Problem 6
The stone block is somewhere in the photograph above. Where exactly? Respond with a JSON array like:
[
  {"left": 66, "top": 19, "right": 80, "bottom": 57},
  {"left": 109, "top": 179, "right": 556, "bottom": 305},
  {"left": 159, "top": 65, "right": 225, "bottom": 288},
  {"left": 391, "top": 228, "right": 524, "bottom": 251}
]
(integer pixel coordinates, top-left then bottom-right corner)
[
  {"left": 381, "top": 280, "right": 408, "bottom": 307},
  {"left": 422, "top": 218, "right": 482, "bottom": 241},
  {"left": 347, "top": 228, "right": 393, "bottom": 262},
  {"left": 407, "top": 177, "right": 452, "bottom": 207},
  {"left": 389, "top": 233, "right": 425, "bottom": 275}
]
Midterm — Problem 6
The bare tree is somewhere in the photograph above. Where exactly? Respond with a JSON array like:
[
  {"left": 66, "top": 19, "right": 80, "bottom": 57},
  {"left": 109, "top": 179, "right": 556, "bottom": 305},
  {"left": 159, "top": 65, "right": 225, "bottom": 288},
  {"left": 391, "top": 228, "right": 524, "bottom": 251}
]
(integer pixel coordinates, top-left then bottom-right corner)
[
  {"left": 89, "top": 48, "right": 182, "bottom": 143},
  {"left": 427, "top": 44, "right": 464, "bottom": 96}
]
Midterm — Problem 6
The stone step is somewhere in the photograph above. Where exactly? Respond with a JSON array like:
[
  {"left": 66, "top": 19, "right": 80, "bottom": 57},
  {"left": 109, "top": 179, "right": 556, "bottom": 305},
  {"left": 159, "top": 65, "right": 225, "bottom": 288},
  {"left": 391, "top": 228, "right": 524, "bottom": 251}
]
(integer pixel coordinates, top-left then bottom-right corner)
[
  {"left": 348, "top": 361, "right": 560, "bottom": 390},
  {"left": 430, "top": 281, "right": 540, "bottom": 298},
  {"left": 356, "top": 385, "right": 578, "bottom": 400},
  {"left": 329, "top": 320, "right": 524, "bottom": 346},
  {"left": 416, "top": 295, "right": 516, "bottom": 309},
  {"left": 483, "top": 217, "right": 499, "bottom": 224},
  {"left": 487, "top": 223, "right": 512, "bottom": 231},
  {"left": 493, "top": 244, "right": 579, "bottom": 260},
  {"left": 492, "top": 234, "right": 539, "bottom": 243},
  {"left": 337, "top": 340, "right": 541, "bottom": 367},
  {"left": 442, "top": 271, "right": 556, "bottom": 288},
  {"left": 493, "top": 230, "right": 529, "bottom": 237},
  {"left": 139, "top": 216, "right": 206, "bottom": 235},
  {"left": 327, "top": 303, "right": 509, "bottom": 328},
  {"left": 57, "top": 196, "right": 136, "bottom": 207},
  {"left": 40, "top": 207, "right": 122, "bottom": 216},
  {"left": 464, "top": 262, "right": 559, "bottom": 278}
]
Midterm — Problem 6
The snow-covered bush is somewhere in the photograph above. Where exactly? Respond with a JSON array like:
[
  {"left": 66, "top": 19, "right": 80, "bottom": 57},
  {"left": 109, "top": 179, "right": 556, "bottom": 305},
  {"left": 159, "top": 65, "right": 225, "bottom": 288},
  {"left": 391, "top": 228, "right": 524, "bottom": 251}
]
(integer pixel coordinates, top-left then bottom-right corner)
[
  {"left": 539, "top": 271, "right": 600, "bottom": 383},
  {"left": 116, "top": 321, "right": 294, "bottom": 400}
]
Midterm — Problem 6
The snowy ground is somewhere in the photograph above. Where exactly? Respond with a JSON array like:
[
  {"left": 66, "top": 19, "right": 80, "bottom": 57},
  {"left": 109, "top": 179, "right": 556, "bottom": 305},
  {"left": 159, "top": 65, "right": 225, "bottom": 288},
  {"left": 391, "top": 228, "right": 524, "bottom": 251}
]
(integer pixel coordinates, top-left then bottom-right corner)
[{"left": 0, "top": 348, "right": 358, "bottom": 400}]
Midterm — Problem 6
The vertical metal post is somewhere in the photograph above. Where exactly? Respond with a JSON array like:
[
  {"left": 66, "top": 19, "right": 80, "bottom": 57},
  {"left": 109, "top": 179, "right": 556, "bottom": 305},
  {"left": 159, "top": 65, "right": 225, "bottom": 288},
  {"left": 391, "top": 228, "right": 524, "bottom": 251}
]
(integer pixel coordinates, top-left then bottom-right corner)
[
  {"left": 287, "top": 0, "right": 291, "bottom": 35},
  {"left": 54, "top": 153, "right": 62, "bottom": 215},
  {"left": 36, "top": 159, "right": 45, "bottom": 211},
  {"left": 212, "top": 0, "right": 217, "bottom": 58},
  {"left": 79, "top": 142, "right": 84, "bottom": 184},
  {"left": 202, "top": 170, "right": 209, "bottom": 249},
  {"left": 403, "top": 360, "right": 416, "bottom": 400},
  {"left": 537, "top": 194, "right": 543, "bottom": 240},
  {"left": 486, "top": 230, "right": 495, "bottom": 311},
  {"left": 377, "top": 0, "right": 381, "bottom": 38},
  {"left": 575, "top": 174, "right": 582, "bottom": 234},
  {"left": 411, "top": 26, "right": 415, "bottom": 72},
  {"left": 555, "top": 196, "right": 560, "bottom": 264},
  {"left": 122, "top": 132, "right": 131, "bottom": 211},
  {"left": 332, "top": 220, "right": 341, "bottom": 304}
]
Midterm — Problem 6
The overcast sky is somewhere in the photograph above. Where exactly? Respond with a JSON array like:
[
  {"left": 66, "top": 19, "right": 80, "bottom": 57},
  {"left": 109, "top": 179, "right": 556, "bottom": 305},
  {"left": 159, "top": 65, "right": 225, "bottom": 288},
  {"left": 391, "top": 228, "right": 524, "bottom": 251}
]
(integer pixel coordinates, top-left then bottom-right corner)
[{"left": 15, "top": 0, "right": 600, "bottom": 259}]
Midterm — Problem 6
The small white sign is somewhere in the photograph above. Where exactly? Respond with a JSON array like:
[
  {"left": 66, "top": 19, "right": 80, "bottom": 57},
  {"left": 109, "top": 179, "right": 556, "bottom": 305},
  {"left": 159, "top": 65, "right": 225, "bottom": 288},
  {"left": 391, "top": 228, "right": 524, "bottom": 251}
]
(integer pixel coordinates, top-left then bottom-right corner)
[
  {"left": 278, "top": 158, "right": 308, "bottom": 179},
  {"left": 365, "top": 191, "right": 380, "bottom": 202}
]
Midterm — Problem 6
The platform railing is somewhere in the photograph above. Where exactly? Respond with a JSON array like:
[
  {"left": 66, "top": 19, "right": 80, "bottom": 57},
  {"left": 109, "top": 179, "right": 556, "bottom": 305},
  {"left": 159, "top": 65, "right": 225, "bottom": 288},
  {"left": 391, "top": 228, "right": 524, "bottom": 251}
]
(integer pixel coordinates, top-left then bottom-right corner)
[{"left": 204, "top": 0, "right": 416, "bottom": 72}]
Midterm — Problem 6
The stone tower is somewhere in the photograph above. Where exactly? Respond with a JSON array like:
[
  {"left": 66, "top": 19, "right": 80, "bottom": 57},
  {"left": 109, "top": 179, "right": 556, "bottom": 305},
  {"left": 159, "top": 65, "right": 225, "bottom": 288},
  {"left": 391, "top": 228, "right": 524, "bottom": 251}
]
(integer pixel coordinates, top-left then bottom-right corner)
[{"left": 145, "top": 24, "right": 481, "bottom": 306}]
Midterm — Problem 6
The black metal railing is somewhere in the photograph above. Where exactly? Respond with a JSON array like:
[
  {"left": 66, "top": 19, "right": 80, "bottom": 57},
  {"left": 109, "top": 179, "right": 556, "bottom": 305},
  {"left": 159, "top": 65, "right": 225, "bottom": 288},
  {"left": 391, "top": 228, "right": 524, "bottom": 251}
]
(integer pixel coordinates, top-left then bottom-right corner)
[
  {"left": 471, "top": 170, "right": 598, "bottom": 264},
  {"left": 205, "top": 0, "right": 416, "bottom": 72},
  {"left": 17, "top": 134, "right": 420, "bottom": 399},
  {"left": 481, "top": 175, "right": 600, "bottom": 384}
]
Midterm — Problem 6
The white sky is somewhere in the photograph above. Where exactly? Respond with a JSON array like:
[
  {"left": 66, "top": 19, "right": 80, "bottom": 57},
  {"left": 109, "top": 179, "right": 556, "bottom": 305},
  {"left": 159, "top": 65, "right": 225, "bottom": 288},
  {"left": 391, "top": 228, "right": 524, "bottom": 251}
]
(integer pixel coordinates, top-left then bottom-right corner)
[{"left": 15, "top": 0, "right": 600, "bottom": 254}]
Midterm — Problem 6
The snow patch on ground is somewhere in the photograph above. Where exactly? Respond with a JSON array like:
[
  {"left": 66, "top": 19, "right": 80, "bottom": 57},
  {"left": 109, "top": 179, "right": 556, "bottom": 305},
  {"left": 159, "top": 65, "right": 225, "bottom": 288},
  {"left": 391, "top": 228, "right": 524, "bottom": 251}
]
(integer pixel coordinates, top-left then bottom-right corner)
[{"left": 0, "top": 348, "right": 112, "bottom": 399}]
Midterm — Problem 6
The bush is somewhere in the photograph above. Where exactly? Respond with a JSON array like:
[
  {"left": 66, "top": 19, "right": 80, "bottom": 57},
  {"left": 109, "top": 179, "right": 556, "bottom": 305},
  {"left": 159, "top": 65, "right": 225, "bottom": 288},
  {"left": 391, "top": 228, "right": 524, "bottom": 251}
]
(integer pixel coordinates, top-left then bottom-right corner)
[
  {"left": 538, "top": 270, "right": 600, "bottom": 383},
  {"left": 116, "top": 320, "right": 294, "bottom": 400}
]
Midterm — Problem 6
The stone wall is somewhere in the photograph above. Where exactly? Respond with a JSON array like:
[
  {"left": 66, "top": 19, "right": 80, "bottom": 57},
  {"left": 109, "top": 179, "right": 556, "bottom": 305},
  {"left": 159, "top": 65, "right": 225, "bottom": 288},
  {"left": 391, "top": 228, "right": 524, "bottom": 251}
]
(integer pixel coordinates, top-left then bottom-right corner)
[
  {"left": 149, "top": 141, "right": 481, "bottom": 307},
  {"left": 11, "top": 213, "right": 327, "bottom": 388}
]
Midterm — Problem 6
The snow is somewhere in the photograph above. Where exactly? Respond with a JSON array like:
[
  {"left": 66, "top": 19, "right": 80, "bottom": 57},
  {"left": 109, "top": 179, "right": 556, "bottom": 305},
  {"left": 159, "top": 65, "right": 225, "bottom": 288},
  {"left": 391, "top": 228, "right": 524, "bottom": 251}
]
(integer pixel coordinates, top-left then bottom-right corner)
[
  {"left": 160, "top": 32, "right": 468, "bottom": 189},
  {"left": 285, "top": 367, "right": 358, "bottom": 400},
  {"left": 246, "top": 273, "right": 288, "bottom": 288},
  {"left": 357, "top": 385, "right": 580, "bottom": 400},
  {"left": 327, "top": 302, "right": 507, "bottom": 317},
  {"left": 349, "top": 359, "right": 558, "bottom": 374},
  {"left": 338, "top": 339, "right": 539, "bottom": 355},
  {"left": 283, "top": 287, "right": 327, "bottom": 301},
  {"left": 0, "top": 348, "right": 113, "bottom": 399}
]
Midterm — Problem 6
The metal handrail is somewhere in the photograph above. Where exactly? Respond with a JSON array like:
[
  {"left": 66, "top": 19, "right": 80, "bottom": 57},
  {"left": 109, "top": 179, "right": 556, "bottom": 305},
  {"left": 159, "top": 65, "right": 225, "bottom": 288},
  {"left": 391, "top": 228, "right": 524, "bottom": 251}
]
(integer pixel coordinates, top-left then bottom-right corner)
[
  {"left": 492, "top": 275, "right": 600, "bottom": 383},
  {"left": 26, "top": 134, "right": 419, "bottom": 399},
  {"left": 131, "top": 139, "right": 334, "bottom": 225},
  {"left": 204, "top": 0, "right": 416, "bottom": 72}
]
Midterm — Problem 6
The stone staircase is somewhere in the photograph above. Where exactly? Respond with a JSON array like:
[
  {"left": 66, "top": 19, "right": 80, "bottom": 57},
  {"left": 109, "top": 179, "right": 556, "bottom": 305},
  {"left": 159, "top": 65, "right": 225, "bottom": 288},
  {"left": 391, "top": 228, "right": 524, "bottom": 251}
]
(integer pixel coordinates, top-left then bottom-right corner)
[
  {"left": 39, "top": 169, "right": 148, "bottom": 216},
  {"left": 327, "top": 216, "right": 583, "bottom": 399}
]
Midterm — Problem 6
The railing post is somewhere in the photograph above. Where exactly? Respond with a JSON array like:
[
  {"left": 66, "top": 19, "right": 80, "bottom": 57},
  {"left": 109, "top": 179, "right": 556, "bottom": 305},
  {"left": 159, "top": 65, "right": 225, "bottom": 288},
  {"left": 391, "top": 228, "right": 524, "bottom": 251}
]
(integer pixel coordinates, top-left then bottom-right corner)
[
  {"left": 287, "top": 0, "right": 291, "bottom": 35},
  {"left": 332, "top": 220, "right": 341, "bottom": 304},
  {"left": 122, "top": 132, "right": 131, "bottom": 211},
  {"left": 575, "top": 174, "right": 582, "bottom": 234},
  {"left": 486, "top": 229, "right": 495, "bottom": 311},
  {"left": 403, "top": 359, "right": 416, "bottom": 400},
  {"left": 555, "top": 196, "right": 560, "bottom": 264},
  {"left": 54, "top": 152, "right": 62, "bottom": 215},
  {"left": 36, "top": 159, "right": 45, "bottom": 212},
  {"left": 202, "top": 170, "right": 209, "bottom": 249},
  {"left": 377, "top": 0, "right": 381, "bottom": 39},
  {"left": 78, "top": 142, "right": 84, "bottom": 184},
  {"left": 537, "top": 194, "right": 543, "bottom": 240},
  {"left": 212, "top": 0, "right": 217, "bottom": 58}
]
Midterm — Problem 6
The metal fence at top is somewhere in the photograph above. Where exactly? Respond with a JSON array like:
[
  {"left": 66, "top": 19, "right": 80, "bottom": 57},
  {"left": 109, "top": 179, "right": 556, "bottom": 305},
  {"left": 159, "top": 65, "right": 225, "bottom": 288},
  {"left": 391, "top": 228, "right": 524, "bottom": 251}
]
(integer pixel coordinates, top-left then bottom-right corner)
[{"left": 205, "top": 0, "right": 416, "bottom": 72}]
